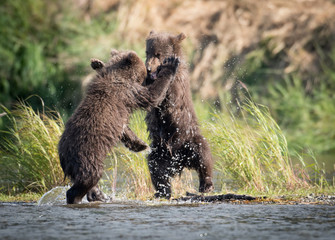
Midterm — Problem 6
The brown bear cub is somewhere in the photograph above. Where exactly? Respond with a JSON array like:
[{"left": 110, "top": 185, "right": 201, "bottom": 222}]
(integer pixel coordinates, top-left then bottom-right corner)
[
  {"left": 58, "top": 50, "right": 180, "bottom": 204},
  {"left": 144, "top": 31, "right": 214, "bottom": 199}
]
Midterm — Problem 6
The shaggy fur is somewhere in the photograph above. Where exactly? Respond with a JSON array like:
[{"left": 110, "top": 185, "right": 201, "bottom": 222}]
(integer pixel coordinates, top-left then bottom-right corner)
[
  {"left": 144, "top": 31, "right": 214, "bottom": 198},
  {"left": 58, "top": 50, "right": 180, "bottom": 204}
]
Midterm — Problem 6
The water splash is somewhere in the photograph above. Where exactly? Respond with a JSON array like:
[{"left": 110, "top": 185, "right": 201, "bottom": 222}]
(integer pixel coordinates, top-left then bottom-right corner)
[{"left": 37, "top": 186, "right": 70, "bottom": 206}]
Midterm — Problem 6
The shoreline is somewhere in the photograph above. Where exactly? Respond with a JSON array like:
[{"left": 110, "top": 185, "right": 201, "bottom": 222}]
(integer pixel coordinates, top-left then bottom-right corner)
[{"left": 1, "top": 194, "right": 335, "bottom": 206}]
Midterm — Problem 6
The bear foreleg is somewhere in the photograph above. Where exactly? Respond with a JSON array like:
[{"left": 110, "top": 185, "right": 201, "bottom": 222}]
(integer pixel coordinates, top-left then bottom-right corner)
[{"left": 121, "top": 125, "right": 148, "bottom": 152}]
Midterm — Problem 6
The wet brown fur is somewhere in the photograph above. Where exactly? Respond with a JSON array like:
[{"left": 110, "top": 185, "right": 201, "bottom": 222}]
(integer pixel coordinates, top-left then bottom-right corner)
[{"left": 144, "top": 31, "right": 214, "bottom": 198}]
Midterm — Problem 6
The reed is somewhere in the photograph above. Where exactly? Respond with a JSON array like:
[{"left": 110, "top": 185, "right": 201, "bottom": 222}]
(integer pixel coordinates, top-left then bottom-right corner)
[
  {"left": 0, "top": 100, "right": 332, "bottom": 198},
  {"left": 0, "top": 100, "right": 65, "bottom": 194},
  {"left": 202, "top": 99, "right": 330, "bottom": 195}
]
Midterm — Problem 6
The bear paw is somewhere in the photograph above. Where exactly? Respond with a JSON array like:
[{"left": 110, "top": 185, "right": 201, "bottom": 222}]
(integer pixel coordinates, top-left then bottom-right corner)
[
  {"left": 90, "top": 58, "right": 105, "bottom": 70},
  {"left": 157, "top": 56, "right": 180, "bottom": 77}
]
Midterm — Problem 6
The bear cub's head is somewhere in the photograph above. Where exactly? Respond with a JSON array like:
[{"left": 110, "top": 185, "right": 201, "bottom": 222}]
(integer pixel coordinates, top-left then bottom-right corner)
[
  {"left": 145, "top": 31, "right": 186, "bottom": 82},
  {"left": 91, "top": 49, "right": 147, "bottom": 84}
]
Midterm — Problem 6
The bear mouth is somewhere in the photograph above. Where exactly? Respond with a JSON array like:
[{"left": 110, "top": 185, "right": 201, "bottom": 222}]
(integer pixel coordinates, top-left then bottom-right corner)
[
  {"left": 148, "top": 64, "right": 162, "bottom": 82},
  {"left": 149, "top": 67, "right": 162, "bottom": 81},
  {"left": 150, "top": 71, "right": 158, "bottom": 80}
]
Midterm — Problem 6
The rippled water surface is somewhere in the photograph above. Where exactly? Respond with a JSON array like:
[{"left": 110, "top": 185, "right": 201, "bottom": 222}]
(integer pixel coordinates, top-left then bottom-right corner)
[{"left": 1, "top": 200, "right": 335, "bottom": 240}]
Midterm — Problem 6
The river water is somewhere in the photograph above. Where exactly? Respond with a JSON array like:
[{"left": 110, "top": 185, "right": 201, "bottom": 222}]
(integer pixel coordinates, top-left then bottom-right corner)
[{"left": 1, "top": 199, "right": 334, "bottom": 240}]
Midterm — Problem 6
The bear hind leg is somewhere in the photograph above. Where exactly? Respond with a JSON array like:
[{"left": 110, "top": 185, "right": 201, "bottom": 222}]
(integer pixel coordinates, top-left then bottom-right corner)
[
  {"left": 66, "top": 174, "right": 102, "bottom": 204},
  {"left": 194, "top": 136, "right": 214, "bottom": 193},
  {"left": 86, "top": 185, "right": 109, "bottom": 202},
  {"left": 66, "top": 183, "right": 91, "bottom": 204},
  {"left": 153, "top": 178, "right": 172, "bottom": 199},
  {"left": 148, "top": 153, "right": 172, "bottom": 199}
]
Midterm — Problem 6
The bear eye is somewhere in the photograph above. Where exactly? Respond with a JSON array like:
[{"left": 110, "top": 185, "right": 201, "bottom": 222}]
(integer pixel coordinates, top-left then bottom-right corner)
[{"left": 155, "top": 53, "right": 160, "bottom": 58}]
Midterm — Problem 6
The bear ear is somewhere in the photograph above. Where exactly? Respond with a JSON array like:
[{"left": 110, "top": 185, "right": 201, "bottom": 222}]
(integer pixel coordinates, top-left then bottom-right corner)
[
  {"left": 175, "top": 33, "right": 186, "bottom": 43},
  {"left": 149, "top": 30, "right": 156, "bottom": 36},
  {"left": 90, "top": 58, "right": 105, "bottom": 70},
  {"left": 177, "top": 33, "right": 186, "bottom": 42},
  {"left": 125, "top": 52, "right": 139, "bottom": 65},
  {"left": 110, "top": 49, "right": 119, "bottom": 57}
]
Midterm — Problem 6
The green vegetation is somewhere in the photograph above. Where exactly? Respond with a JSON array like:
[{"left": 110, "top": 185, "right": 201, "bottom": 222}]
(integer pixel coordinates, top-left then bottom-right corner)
[
  {"left": 260, "top": 76, "right": 335, "bottom": 154},
  {"left": 0, "top": 192, "right": 42, "bottom": 202},
  {"left": 1, "top": 101, "right": 332, "bottom": 200},
  {"left": 240, "top": 39, "right": 335, "bottom": 155},
  {"left": 205, "top": 100, "right": 332, "bottom": 195},
  {"left": 0, "top": 0, "right": 147, "bottom": 129},
  {"left": 0, "top": 101, "right": 65, "bottom": 194},
  {"left": 0, "top": 0, "right": 83, "bottom": 120}
]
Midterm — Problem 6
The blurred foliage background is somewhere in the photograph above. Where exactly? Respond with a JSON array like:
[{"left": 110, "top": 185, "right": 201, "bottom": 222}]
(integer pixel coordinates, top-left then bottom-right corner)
[{"left": 1, "top": 0, "right": 334, "bottom": 160}]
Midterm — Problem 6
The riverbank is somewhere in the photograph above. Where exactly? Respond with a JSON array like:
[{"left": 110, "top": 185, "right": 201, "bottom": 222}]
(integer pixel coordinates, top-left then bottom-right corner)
[
  {"left": 1, "top": 192, "right": 334, "bottom": 206},
  {"left": 174, "top": 193, "right": 335, "bottom": 206}
]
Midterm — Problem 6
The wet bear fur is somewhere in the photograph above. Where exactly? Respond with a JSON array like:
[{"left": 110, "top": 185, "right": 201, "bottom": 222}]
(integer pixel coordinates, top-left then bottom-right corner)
[
  {"left": 58, "top": 50, "right": 180, "bottom": 204},
  {"left": 144, "top": 31, "right": 214, "bottom": 198}
]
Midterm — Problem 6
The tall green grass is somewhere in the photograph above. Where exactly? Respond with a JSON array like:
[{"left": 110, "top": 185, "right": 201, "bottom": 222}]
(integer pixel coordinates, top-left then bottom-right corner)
[
  {"left": 203, "top": 100, "right": 326, "bottom": 195},
  {"left": 0, "top": 100, "right": 65, "bottom": 194},
  {"left": 0, "top": 100, "right": 332, "bottom": 197}
]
